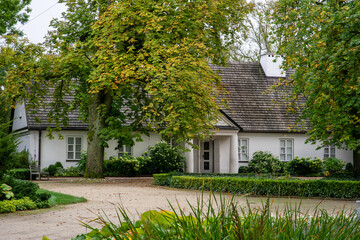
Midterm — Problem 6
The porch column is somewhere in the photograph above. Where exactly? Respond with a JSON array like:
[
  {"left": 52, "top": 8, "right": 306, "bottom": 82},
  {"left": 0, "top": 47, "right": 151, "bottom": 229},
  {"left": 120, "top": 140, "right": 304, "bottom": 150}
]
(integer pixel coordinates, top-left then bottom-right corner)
[
  {"left": 185, "top": 140, "right": 194, "bottom": 173},
  {"left": 230, "top": 134, "right": 238, "bottom": 173}
]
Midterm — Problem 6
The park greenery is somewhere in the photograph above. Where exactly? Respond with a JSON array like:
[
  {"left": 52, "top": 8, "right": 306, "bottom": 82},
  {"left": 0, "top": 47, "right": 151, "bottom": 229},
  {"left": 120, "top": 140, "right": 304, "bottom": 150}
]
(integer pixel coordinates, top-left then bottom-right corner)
[
  {"left": 272, "top": 0, "right": 360, "bottom": 174},
  {"left": 0, "top": 0, "right": 251, "bottom": 178},
  {"left": 69, "top": 193, "right": 360, "bottom": 239}
]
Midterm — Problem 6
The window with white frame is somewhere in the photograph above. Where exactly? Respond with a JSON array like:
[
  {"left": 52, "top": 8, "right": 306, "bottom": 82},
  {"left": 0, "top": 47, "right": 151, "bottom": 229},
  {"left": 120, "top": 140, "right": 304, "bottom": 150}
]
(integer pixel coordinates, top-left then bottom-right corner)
[
  {"left": 67, "top": 137, "right": 82, "bottom": 160},
  {"left": 280, "top": 139, "right": 293, "bottom": 161},
  {"left": 118, "top": 145, "right": 132, "bottom": 157},
  {"left": 238, "top": 139, "right": 249, "bottom": 162},
  {"left": 324, "top": 144, "right": 335, "bottom": 159}
]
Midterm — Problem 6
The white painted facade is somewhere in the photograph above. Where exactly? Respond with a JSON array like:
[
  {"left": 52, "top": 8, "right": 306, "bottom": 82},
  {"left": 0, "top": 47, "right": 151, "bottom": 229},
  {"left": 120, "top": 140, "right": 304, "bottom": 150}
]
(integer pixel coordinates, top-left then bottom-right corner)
[
  {"left": 237, "top": 132, "right": 353, "bottom": 166},
  {"left": 12, "top": 102, "right": 28, "bottom": 131},
  {"left": 15, "top": 130, "right": 163, "bottom": 169}
]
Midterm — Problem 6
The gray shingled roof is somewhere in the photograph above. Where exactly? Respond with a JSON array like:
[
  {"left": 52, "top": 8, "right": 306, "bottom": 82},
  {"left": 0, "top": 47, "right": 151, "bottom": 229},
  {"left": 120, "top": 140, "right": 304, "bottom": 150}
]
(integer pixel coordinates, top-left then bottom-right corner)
[
  {"left": 212, "top": 62, "right": 303, "bottom": 132},
  {"left": 23, "top": 62, "right": 302, "bottom": 133},
  {"left": 25, "top": 92, "right": 88, "bottom": 130}
]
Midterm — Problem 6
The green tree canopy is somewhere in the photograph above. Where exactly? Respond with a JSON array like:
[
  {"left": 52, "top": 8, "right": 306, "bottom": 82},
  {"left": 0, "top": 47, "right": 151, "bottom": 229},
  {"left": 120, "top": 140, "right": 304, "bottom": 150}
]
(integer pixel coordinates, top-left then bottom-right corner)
[
  {"left": 272, "top": 0, "right": 360, "bottom": 173},
  {"left": 1, "top": 0, "right": 251, "bottom": 177},
  {"left": 0, "top": 0, "right": 31, "bottom": 35}
]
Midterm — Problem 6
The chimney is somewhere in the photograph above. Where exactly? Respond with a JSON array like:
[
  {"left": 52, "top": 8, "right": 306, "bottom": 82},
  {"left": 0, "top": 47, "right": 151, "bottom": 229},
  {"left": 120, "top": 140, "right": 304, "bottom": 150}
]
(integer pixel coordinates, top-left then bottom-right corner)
[{"left": 260, "top": 53, "right": 285, "bottom": 77}]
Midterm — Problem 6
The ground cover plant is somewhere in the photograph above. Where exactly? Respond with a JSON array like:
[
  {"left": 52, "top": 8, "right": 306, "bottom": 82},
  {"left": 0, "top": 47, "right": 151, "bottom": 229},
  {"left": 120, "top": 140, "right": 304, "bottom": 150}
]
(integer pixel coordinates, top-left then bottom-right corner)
[{"left": 67, "top": 193, "right": 360, "bottom": 240}]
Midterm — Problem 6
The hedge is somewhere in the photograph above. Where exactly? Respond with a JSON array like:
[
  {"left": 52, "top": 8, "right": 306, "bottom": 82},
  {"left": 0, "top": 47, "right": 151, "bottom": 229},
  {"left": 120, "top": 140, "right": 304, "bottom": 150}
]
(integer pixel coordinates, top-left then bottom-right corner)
[
  {"left": 153, "top": 174, "right": 360, "bottom": 199},
  {"left": 5, "top": 168, "right": 30, "bottom": 180}
]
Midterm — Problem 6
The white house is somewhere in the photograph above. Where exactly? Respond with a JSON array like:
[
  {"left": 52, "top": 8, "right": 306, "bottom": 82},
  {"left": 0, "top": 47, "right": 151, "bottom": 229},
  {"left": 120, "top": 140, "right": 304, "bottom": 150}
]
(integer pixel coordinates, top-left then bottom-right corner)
[{"left": 11, "top": 54, "right": 353, "bottom": 173}]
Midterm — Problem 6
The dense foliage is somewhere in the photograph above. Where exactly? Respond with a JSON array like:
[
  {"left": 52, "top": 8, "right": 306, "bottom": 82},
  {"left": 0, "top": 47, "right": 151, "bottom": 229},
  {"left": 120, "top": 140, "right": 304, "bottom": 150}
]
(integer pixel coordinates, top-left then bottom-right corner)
[
  {"left": 249, "top": 151, "right": 284, "bottom": 174},
  {"left": 0, "top": 0, "right": 251, "bottom": 178},
  {"left": 154, "top": 174, "right": 360, "bottom": 199},
  {"left": 272, "top": 0, "right": 360, "bottom": 174},
  {"left": 323, "top": 157, "right": 345, "bottom": 174},
  {"left": 0, "top": 0, "right": 31, "bottom": 35},
  {"left": 148, "top": 142, "right": 185, "bottom": 174},
  {"left": 287, "top": 157, "right": 323, "bottom": 176},
  {"left": 0, "top": 131, "right": 29, "bottom": 178},
  {"left": 71, "top": 193, "right": 360, "bottom": 239}
]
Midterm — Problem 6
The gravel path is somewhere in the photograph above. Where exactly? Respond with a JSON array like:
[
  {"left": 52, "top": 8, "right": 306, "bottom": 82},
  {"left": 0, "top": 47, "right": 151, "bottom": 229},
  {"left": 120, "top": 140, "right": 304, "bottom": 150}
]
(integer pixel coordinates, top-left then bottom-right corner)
[{"left": 0, "top": 178, "right": 358, "bottom": 240}]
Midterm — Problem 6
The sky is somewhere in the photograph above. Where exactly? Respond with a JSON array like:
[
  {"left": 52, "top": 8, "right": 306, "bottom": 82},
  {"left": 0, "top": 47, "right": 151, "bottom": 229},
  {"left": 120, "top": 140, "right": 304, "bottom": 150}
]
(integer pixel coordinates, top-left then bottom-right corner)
[{"left": 19, "top": 0, "right": 67, "bottom": 43}]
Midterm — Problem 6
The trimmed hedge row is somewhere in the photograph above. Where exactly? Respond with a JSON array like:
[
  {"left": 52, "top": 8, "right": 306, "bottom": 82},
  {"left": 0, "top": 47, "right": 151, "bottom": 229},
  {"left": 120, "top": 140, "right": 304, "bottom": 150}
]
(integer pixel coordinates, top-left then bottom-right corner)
[{"left": 153, "top": 174, "right": 360, "bottom": 199}]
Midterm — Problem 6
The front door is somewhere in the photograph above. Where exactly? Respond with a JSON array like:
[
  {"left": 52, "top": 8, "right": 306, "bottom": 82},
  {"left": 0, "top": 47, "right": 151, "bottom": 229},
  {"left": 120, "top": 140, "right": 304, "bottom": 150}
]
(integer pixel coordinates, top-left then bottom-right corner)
[{"left": 200, "top": 141, "right": 213, "bottom": 173}]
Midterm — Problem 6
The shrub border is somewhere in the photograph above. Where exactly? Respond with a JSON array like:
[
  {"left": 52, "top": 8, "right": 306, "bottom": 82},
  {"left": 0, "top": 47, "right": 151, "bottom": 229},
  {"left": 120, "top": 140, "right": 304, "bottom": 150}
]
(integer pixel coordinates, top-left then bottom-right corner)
[{"left": 153, "top": 174, "right": 360, "bottom": 199}]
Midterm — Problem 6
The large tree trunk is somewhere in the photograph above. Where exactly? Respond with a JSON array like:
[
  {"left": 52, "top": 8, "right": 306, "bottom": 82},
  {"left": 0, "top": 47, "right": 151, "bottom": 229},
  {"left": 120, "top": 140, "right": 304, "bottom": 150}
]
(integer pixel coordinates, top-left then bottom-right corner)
[
  {"left": 353, "top": 147, "right": 360, "bottom": 176},
  {"left": 84, "top": 90, "right": 112, "bottom": 178}
]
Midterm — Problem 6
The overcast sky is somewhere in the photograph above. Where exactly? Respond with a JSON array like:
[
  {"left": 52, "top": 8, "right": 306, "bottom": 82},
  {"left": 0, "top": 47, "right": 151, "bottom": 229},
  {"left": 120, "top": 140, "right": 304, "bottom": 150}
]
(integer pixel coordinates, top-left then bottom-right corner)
[{"left": 20, "top": 0, "right": 67, "bottom": 43}]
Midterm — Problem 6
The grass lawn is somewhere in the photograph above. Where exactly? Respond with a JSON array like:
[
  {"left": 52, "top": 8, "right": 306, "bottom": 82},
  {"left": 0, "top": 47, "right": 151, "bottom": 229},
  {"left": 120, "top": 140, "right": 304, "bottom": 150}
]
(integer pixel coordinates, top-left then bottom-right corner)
[{"left": 37, "top": 189, "right": 87, "bottom": 206}]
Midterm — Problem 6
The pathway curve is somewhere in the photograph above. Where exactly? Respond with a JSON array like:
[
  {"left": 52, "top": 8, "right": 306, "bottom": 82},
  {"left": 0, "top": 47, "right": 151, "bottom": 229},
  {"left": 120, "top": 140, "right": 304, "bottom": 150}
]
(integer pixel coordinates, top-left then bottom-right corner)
[{"left": 0, "top": 178, "right": 357, "bottom": 240}]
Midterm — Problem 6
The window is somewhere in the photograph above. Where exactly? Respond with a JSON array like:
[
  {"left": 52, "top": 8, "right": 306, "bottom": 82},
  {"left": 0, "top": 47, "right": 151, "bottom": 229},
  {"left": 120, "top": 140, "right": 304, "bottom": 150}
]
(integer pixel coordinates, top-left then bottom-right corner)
[
  {"left": 67, "top": 137, "right": 82, "bottom": 160},
  {"left": 324, "top": 144, "right": 335, "bottom": 159},
  {"left": 238, "top": 139, "right": 249, "bottom": 162},
  {"left": 118, "top": 145, "right": 132, "bottom": 157},
  {"left": 280, "top": 139, "right": 293, "bottom": 161}
]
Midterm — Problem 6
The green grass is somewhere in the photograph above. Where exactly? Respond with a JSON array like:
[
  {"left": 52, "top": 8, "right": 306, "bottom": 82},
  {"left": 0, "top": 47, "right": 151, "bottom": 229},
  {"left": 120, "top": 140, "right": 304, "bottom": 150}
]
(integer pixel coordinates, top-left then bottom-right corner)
[{"left": 37, "top": 189, "right": 87, "bottom": 206}]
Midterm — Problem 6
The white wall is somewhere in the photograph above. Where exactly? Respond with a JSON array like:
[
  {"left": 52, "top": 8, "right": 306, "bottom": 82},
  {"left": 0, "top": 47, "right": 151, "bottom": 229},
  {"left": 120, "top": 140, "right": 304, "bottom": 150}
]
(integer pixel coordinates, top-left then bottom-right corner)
[
  {"left": 238, "top": 132, "right": 353, "bottom": 165},
  {"left": 39, "top": 130, "right": 163, "bottom": 168},
  {"left": 12, "top": 102, "right": 28, "bottom": 131}
]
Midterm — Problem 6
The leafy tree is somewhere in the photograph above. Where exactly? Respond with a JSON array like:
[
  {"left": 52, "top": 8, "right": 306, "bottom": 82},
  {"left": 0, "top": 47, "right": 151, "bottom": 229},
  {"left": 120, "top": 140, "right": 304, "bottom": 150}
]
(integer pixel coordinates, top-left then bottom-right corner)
[
  {"left": 230, "top": 0, "right": 279, "bottom": 62},
  {"left": 272, "top": 0, "right": 360, "bottom": 174},
  {"left": 0, "top": 0, "right": 251, "bottom": 177},
  {"left": 0, "top": 0, "right": 31, "bottom": 36}
]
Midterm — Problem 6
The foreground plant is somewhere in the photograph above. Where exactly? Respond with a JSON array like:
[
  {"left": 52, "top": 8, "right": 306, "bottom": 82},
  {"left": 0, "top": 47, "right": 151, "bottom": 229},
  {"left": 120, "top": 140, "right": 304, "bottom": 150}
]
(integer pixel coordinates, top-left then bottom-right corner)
[{"left": 68, "top": 192, "right": 360, "bottom": 240}]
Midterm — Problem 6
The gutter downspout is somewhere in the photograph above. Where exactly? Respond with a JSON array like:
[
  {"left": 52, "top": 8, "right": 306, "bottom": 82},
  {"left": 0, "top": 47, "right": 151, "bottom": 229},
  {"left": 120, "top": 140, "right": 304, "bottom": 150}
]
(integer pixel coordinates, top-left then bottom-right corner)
[{"left": 38, "top": 130, "right": 42, "bottom": 167}]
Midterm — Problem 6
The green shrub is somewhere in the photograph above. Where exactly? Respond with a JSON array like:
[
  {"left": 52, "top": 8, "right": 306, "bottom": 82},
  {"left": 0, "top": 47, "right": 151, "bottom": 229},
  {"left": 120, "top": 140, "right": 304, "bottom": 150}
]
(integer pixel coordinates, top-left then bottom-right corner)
[
  {"left": 104, "top": 155, "right": 140, "bottom": 177},
  {"left": 168, "top": 175, "right": 360, "bottom": 198},
  {"left": 55, "top": 166, "right": 83, "bottom": 177},
  {"left": 0, "top": 183, "right": 14, "bottom": 200},
  {"left": 76, "top": 153, "right": 87, "bottom": 173},
  {"left": 0, "top": 133, "right": 29, "bottom": 178},
  {"left": 47, "top": 162, "right": 64, "bottom": 176},
  {"left": 5, "top": 168, "right": 30, "bottom": 180},
  {"left": 1, "top": 175, "right": 39, "bottom": 200},
  {"left": 0, "top": 197, "right": 37, "bottom": 213},
  {"left": 148, "top": 142, "right": 185, "bottom": 173},
  {"left": 345, "top": 162, "right": 354, "bottom": 172},
  {"left": 137, "top": 155, "right": 152, "bottom": 175},
  {"left": 249, "top": 151, "right": 283, "bottom": 174},
  {"left": 324, "top": 157, "right": 345, "bottom": 174},
  {"left": 287, "top": 157, "right": 323, "bottom": 176},
  {"left": 238, "top": 166, "right": 251, "bottom": 173}
]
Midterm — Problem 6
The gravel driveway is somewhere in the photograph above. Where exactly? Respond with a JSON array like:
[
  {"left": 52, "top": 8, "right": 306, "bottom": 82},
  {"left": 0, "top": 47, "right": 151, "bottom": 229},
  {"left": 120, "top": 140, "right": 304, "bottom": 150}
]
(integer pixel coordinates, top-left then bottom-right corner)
[{"left": 0, "top": 178, "right": 357, "bottom": 240}]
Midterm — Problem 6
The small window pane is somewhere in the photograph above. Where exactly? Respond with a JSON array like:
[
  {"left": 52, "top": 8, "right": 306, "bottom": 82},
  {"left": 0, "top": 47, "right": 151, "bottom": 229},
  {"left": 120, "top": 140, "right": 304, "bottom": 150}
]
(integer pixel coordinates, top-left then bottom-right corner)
[
  {"left": 287, "top": 154, "right": 292, "bottom": 159},
  {"left": 68, "top": 145, "right": 73, "bottom": 151},
  {"left": 204, "top": 142, "right": 210, "bottom": 150},
  {"left": 68, "top": 137, "right": 74, "bottom": 144},
  {"left": 287, "top": 147, "right": 292, "bottom": 154},
  {"left": 76, "top": 145, "right": 81, "bottom": 152},
  {"left": 68, "top": 152, "right": 74, "bottom": 159},
  {"left": 281, "top": 148, "right": 285, "bottom": 154},
  {"left": 204, "top": 162, "right": 210, "bottom": 170},
  {"left": 280, "top": 154, "right": 285, "bottom": 161},
  {"left": 76, "top": 138, "right": 82, "bottom": 145},
  {"left": 287, "top": 140, "right": 292, "bottom": 146},
  {"left": 75, "top": 152, "right": 81, "bottom": 160},
  {"left": 126, "top": 146, "right": 132, "bottom": 153},
  {"left": 324, "top": 148, "right": 329, "bottom": 154},
  {"left": 204, "top": 152, "right": 210, "bottom": 160},
  {"left": 280, "top": 140, "right": 285, "bottom": 147}
]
